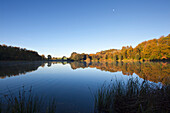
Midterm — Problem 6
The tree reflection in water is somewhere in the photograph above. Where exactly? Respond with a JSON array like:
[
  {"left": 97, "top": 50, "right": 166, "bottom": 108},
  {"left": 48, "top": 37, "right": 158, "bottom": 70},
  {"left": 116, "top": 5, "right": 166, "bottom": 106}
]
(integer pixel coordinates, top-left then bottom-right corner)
[
  {"left": 0, "top": 61, "right": 45, "bottom": 79},
  {"left": 0, "top": 61, "right": 169, "bottom": 84},
  {"left": 70, "top": 61, "right": 170, "bottom": 84}
]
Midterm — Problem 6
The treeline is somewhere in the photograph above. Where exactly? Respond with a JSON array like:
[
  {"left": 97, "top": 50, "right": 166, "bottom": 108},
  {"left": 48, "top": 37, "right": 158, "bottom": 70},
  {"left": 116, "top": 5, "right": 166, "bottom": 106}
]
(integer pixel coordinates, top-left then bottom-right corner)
[
  {"left": 69, "top": 34, "right": 170, "bottom": 61},
  {"left": 0, "top": 44, "right": 43, "bottom": 61}
]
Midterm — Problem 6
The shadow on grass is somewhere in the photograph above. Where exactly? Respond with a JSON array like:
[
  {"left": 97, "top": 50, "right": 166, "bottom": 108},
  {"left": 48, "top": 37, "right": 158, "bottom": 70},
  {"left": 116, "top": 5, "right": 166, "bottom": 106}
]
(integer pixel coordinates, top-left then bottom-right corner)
[
  {"left": 94, "top": 78, "right": 170, "bottom": 113},
  {"left": 0, "top": 86, "right": 56, "bottom": 113}
]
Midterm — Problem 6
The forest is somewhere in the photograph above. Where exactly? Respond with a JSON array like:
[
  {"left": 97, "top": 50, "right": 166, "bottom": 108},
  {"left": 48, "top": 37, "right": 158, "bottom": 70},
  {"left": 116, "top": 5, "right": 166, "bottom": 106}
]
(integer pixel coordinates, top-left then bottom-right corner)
[
  {"left": 69, "top": 34, "right": 170, "bottom": 61},
  {"left": 0, "top": 44, "right": 43, "bottom": 61}
]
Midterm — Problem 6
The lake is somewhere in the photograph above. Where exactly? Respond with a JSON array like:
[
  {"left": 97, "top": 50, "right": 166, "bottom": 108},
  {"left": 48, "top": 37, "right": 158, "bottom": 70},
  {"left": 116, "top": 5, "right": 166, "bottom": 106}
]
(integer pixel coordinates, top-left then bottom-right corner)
[{"left": 0, "top": 61, "right": 169, "bottom": 113}]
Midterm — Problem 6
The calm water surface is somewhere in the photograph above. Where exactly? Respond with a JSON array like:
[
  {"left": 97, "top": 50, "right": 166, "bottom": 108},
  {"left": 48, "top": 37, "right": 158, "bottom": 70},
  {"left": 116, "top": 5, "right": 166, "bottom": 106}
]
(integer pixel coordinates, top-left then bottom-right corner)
[{"left": 0, "top": 61, "right": 169, "bottom": 113}]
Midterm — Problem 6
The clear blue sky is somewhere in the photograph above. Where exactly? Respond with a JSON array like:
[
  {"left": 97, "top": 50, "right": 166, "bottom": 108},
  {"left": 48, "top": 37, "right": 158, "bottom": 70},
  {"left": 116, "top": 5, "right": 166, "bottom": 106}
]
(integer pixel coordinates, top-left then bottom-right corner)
[{"left": 0, "top": 0, "right": 170, "bottom": 57}]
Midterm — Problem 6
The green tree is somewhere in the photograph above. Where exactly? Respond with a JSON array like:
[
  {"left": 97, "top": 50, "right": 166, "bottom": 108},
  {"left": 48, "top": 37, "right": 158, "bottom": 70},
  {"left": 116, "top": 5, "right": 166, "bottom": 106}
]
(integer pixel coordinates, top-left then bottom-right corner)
[
  {"left": 62, "top": 56, "right": 67, "bottom": 60},
  {"left": 0, "top": 44, "right": 42, "bottom": 61},
  {"left": 47, "top": 55, "right": 52, "bottom": 60}
]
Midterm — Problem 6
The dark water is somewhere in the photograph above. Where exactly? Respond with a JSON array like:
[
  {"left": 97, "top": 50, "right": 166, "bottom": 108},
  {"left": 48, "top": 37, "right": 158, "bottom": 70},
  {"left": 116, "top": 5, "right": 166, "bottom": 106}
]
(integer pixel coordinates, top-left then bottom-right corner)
[{"left": 0, "top": 61, "right": 169, "bottom": 113}]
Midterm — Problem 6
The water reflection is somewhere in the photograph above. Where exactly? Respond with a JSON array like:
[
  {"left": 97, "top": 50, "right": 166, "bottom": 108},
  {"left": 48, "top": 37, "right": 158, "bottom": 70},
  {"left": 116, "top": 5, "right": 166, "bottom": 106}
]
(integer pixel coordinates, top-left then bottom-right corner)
[
  {"left": 0, "top": 61, "right": 169, "bottom": 113},
  {"left": 70, "top": 61, "right": 170, "bottom": 84},
  {"left": 0, "top": 61, "right": 169, "bottom": 84},
  {"left": 0, "top": 61, "right": 71, "bottom": 79},
  {"left": 0, "top": 61, "right": 45, "bottom": 79}
]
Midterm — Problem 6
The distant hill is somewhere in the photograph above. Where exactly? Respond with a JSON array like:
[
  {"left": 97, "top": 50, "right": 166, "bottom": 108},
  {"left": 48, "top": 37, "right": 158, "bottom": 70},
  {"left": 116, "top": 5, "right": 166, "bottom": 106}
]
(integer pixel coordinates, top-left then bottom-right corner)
[
  {"left": 0, "top": 44, "right": 43, "bottom": 61},
  {"left": 69, "top": 34, "right": 170, "bottom": 61}
]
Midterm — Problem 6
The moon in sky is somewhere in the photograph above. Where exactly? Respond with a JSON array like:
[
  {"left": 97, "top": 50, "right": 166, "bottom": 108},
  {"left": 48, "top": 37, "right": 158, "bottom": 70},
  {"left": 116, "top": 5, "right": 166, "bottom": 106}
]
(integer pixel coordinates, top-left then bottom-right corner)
[{"left": 113, "top": 9, "right": 115, "bottom": 13}]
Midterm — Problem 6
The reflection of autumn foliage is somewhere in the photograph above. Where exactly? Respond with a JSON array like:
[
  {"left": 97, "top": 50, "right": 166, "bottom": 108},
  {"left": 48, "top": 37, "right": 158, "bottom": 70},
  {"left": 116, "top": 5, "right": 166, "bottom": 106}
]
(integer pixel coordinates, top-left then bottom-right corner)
[
  {"left": 70, "top": 62, "right": 90, "bottom": 70},
  {"left": 138, "top": 62, "right": 170, "bottom": 84},
  {"left": 0, "top": 62, "right": 44, "bottom": 79},
  {"left": 70, "top": 61, "right": 170, "bottom": 84}
]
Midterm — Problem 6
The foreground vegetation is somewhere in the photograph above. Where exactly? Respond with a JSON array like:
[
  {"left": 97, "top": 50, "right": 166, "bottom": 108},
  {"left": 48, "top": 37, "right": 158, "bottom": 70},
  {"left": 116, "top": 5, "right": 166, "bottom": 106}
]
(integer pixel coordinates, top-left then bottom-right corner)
[
  {"left": 70, "top": 34, "right": 170, "bottom": 61},
  {"left": 94, "top": 78, "right": 170, "bottom": 113},
  {"left": 0, "top": 86, "right": 56, "bottom": 113},
  {"left": 0, "top": 77, "right": 169, "bottom": 113}
]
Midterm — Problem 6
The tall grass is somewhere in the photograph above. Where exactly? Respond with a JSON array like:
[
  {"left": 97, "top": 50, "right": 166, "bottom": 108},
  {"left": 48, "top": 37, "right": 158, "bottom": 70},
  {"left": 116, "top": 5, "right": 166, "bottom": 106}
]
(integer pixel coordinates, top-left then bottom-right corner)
[
  {"left": 0, "top": 86, "right": 56, "bottom": 113},
  {"left": 94, "top": 78, "right": 170, "bottom": 113}
]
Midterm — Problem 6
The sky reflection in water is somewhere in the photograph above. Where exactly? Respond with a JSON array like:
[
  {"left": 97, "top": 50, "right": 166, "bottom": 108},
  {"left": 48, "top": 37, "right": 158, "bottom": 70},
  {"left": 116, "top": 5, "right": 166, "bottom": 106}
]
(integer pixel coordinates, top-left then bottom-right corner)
[{"left": 0, "top": 61, "right": 169, "bottom": 113}]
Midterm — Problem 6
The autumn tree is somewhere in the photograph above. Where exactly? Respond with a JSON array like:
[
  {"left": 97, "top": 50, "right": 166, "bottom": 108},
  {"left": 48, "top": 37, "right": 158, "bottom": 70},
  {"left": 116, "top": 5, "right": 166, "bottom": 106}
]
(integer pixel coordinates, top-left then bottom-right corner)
[
  {"left": 113, "top": 55, "right": 118, "bottom": 61},
  {"left": 41, "top": 54, "right": 46, "bottom": 60},
  {"left": 69, "top": 34, "right": 170, "bottom": 61}
]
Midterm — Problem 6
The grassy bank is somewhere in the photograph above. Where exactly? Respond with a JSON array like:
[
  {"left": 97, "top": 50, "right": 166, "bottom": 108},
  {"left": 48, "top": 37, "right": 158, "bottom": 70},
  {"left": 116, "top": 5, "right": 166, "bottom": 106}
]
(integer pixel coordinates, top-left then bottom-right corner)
[{"left": 94, "top": 78, "right": 170, "bottom": 113}]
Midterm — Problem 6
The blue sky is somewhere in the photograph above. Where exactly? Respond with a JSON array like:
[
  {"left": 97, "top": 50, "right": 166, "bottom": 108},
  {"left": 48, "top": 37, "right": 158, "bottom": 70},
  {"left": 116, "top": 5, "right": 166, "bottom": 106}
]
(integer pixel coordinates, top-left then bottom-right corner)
[{"left": 0, "top": 0, "right": 170, "bottom": 57}]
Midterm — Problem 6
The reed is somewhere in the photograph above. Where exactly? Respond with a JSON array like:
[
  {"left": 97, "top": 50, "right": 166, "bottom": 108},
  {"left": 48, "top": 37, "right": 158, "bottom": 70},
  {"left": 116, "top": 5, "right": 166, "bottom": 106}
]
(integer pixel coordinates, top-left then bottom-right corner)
[
  {"left": 94, "top": 78, "right": 170, "bottom": 113},
  {"left": 0, "top": 86, "right": 56, "bottom": 113}
]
